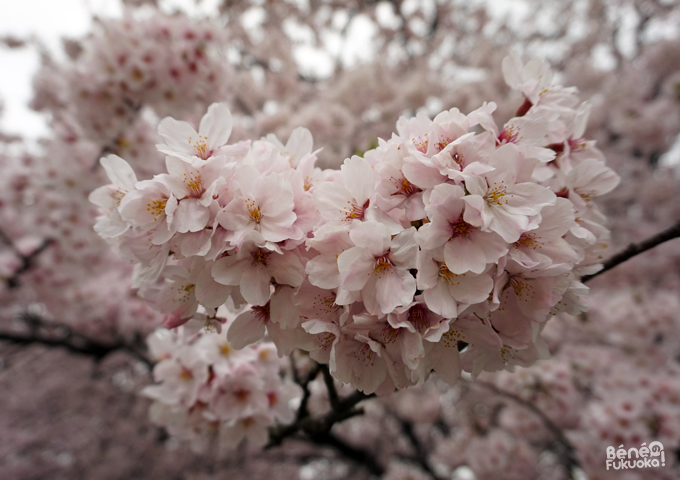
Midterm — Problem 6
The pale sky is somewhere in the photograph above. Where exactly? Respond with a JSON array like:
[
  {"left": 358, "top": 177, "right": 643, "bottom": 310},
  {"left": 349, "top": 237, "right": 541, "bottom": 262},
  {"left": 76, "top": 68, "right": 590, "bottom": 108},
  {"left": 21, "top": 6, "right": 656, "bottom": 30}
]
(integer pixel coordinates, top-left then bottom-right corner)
[{"left": 0, "top": 0, "right": 221, "bottom": 138}]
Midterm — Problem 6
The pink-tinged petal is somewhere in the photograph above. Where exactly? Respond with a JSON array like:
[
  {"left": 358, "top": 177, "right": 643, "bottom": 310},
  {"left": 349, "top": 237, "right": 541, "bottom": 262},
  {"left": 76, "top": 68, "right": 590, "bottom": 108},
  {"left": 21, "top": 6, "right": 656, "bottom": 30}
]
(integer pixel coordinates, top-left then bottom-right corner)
[
  {"left": 488, "top": 207, "right": 527, "bottom": 243},
  {"left": 523, "top": 145, "right": 555, "bottom": 162},
  {"left": 361, "top": 276, "right": 381, "bottom": 315},
  {"left": 270, "top": 286, "right": 300, "bottom": 329},
  {"left": 157, "top": 117, "right": 198, "bottom": 158},
  {"left": 269, "top": 251, "right": 305, "bottom": 287},
  {"left": 414, "top": 220, "right": 449, "bottom": 250},
  {"left": 118, "top": 189, "right": 161, "bottom": 229},
  {"left": 314, "top": 182, "right": 354, "bottom": 220},
  {"left": 175, "top": 198, "right": 209, "bottom": 233},
  {"left": 501, "top": 53, "right": 524, "bottom": 90},
  {"left": 363, "top": 208, "right": 404, "bottom": 235},
  {"left": 462, "top": 194, "right": 486, "bottom": 227},
  {"left": 228, "top": 311, "right": 267, "bottom": 349},
  {"left": 195, "top": 265, "right": 231, "bottom": 308},
  {"left": 416, "top": 250, "right": 439, "bottom": 290},
  {"left": 256, "top": 174, "right": 295, "bottom": 217},
  {"left": 212, "top": 256, "right": 247, "bottom": 285},
  {"left": 448, "top": 272, "right": 494, "bottom": 304},
  {"left": 100, "top": 154, "right": 137, "bottom": 190},
  {"left": 332, "top": 338, "right": 386, "bottom": 395},
  {"left": 286, "top": 126, "right": 313, "bottom": 160},
  {"left": 427, "top": 182, "right": 465, "bottom": 209},
  {"left": 259, "top": 210, "right": 297, "bottom": 242},
  {"left": 217, "top": 198, "right": 251, "bottom": 231},
  {"left": 305, "top": 253, "right": 341, "bottom": 289},
  {"left": 338, "top": 247, "right": 375, "bottom": 291},
  {"left": 534, "top": 198, "right": 574, "bottom": 238},
  {"left": 462, "top": 174, "right": 488, "bottom": 197},
  {"left": 89, "top": 185, "right": 118, "bottom": 209},
  {"left": 376, "top": 270, "right": 416, "bottom": 314},
  {"left": 199, "top": 102, "right": 233, "bottom": 149},
  {"left": 240, "top": 265, "right": 272, "bottom": 305},
  {"left": 402, "top": 160, "right": 446, "bottom": 188},
  {"left": 471, "top": 230, "right": 508, "bottom": 263},
  {"left": 348, "top": 221, "right": 391, "bottom": 256},
  {"left": 453, "top": 316, "right": 503, "bottom": 348},
  {"left": 432, "top": 341, "right": 461, "bottom": 386},
  {"left": 444, "top": 237, "right": 487, "bottom": 274},
  {"left": 389, "top": 227, "right": 418, "bottom": 268},
  {"left": 177, "top": 230, "right": 212, "bottom": 257},
  {"left": 341, "top": 156, "right": 375, "bottom": 203},
  {"left": 505, "top": 182, "right": 556, "bottom": 215},
  {"left": 424, "top": 281, "right": 458, "bottom": 318},
  {"left": 490, "top": 306, "right": 532, "bottom": 348},
  {"left": 161, "top": 313, "right": 190, "bottom": 329},
  {"left": 266, "top": 321, "right": 298, "bottom": 356},
  {"left": 151, "top": 218, "right": 176, "bottom": 244},
  {"left": 93, "top": 211, "right": 129, "bottom": 238},
  {"left": 568, "top": 158, "right": 620, "bottom": 197},
  {"left": 400, "top": 330, "right": 424, "bottom": 371}
]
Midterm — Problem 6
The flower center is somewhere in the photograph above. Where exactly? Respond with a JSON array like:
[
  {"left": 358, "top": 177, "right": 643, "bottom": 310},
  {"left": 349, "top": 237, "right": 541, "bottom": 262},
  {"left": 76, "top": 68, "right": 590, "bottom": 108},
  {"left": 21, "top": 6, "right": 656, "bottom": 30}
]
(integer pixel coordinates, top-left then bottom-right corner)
[
  {"left": 412, "top": 134, "right": 428, "bottom": 153},
  {"left": 381, "top": 324, "right": 400, "bottom": 344},
  {"left": 516, "top": 233, "right": 539, "bottom": 249},
  {"left": 485, "top": 185, "right": 508, "bottom": 206},
  {"left": 435, "top": 137, "right": 453, "bottom": 152},
  {"left": 354, "top": 343, "right": 377, "bottom": 366},
  {"left": 374, "top": 255, "right": 393, "bottom": 276},
  {"left": 183, "top": 171, "right": 204, "bottom": 197},
  {"left": 220, "top": 343, "right": 232, "bottom": 356},
  {"left": 438, "top": 264, "right": 462, "bottom": 285},
  {"left": 146, "top": 198, "right": 167, "bottom": 220},
  {"left": 390, "top": 176, "right": 421, "bottom": 197},
  {"left": 509, "top": 277, "right": 535, "bottom": 301},
  {"left": 189, "top": 135, "right": 210, "bottom": 159},
  {"left": 244, "top": 198, "right": 262, "bottom": 223},
  {"left": 251, "top": 250, "right": 270, "bottom": 266},
  {"left": 344, "top": 199, "right": 370, "bottom": 221},
  {"left": 451, "top": 215, "right": 473, "bottom": 238},
  {"left": 408, "top": 304, "right": 432, "bottom": 334},
  {"left": 498, "top": 126, "right": 518, "bottom": 144},
  {"left": 252, "top": 303, "right": 271, "bottom": 321}
]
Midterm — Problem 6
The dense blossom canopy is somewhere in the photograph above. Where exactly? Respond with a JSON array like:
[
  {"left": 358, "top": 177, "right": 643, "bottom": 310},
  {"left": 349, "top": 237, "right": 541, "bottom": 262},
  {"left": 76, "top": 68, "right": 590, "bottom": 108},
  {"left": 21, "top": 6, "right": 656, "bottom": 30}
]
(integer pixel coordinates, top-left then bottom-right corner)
[{"left": 2, "top": 1, "right": 680, "bottom": 479}]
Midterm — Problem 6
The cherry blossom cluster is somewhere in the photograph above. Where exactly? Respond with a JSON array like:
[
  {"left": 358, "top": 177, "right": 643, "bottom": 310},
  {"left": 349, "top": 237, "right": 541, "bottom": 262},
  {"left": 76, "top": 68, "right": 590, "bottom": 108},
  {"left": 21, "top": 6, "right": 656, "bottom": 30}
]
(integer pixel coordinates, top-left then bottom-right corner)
[
  {"left": 31, "top": 12, "right": 229, "bottom": 145},
  {"left": 91, "top": 54, "right": 619, "bottom": 395},
  {"left": 142, "top": 325, "right": 302, "bottom": 452}
]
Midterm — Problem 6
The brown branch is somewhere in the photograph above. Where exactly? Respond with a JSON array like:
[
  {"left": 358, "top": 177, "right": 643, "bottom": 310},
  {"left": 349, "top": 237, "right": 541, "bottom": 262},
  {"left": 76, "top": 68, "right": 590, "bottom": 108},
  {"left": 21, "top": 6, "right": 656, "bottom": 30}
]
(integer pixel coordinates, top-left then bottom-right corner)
[
  {"left": 0, "top": 313, "right": 152, "bottom": 367},
  {"left": 476, "top": 381, "right": 581, "bottom": 479},
  {"left": 320, "top": 363, "right": 340, "bottom": 410},
  {"left": 308, "top": 431, "right": 385, "bottom": 476},
  {"left": 266, "top": 360, "right": 374, "bottom": 448},
  {"left": 387, "top": 409, "right": 446, "bottom": 480},
  {"left": 581, "top": 218, "right": 680, "bottom": 283},
  {"left": 0, "top": 226, "right": 53, "bottom": 289}
]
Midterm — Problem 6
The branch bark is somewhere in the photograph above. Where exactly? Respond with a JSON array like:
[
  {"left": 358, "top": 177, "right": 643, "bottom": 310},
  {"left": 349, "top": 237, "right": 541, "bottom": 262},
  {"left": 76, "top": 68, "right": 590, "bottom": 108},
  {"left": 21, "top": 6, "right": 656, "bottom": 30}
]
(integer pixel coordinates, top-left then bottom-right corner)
[
  {"left": 581, "top": 218, "right": 680, "bottom": 283},
  {"left": 0, "top": 226, "right": 53, "bottom": 289},
  {"left": 0, "top": 315, "right": 152, "bottom": 367}
]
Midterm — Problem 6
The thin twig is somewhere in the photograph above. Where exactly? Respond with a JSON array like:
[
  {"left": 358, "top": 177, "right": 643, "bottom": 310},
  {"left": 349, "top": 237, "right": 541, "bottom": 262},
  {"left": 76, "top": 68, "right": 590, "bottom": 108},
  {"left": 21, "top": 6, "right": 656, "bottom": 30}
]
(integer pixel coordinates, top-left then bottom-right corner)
[
  {"left": 476, "top": 381, "right": 581, "bottom": 479},
  {"left": 581, "top": 218, "right": 680, "bottom": 283},
  {"left": 387, "top": 409, "right": 446, "bottom": 480},
  {"left": 266, "top": 368, "right": 374, "bottom": 448},
  {"left": 0, "top": 226, "right": 53, "bottom": 289},
  {"left": 320, "top": 363, "right": 340, "bottom": 410},
  {"left": 309, "top": 431, "right": 385, "bottom": 476}
]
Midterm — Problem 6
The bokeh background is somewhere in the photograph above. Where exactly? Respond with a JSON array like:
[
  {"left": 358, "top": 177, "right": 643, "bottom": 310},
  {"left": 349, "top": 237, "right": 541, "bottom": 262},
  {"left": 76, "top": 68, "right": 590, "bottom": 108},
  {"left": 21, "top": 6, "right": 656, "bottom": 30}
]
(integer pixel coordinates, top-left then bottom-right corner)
[{"left": 1, "top": 1, "right": 680, "bottom": 479}]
